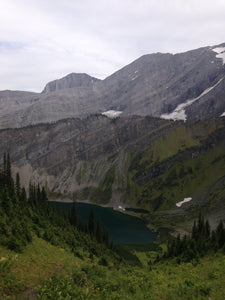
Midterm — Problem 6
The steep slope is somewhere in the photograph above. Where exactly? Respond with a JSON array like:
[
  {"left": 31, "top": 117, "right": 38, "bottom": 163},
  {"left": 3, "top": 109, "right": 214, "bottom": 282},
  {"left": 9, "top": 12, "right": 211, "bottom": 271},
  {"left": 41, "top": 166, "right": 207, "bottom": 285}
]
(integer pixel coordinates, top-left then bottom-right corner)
[
  {"left": 0, "top": 90, "right": 40, "bottom": 128},
  {"left": 42, "top": 72, "right": 101, "bottom": 93},
  {"left": 102, "top": 45, "right": 225, "bottom": 119},
  {"left": 0, "top": 115, "right": 175, "bottom": 205},
  {"left": 0, "top": 73, "right": 103, "bottom": 129},
  {"left": 126, "top": 117, "right": 225, "bottom": 230},
  {"left": 1, "top": 148, "right": 225, "bottom": 300},
  {"left": 0, "top": 43, "right": 224, "bottom": 128},
  {"left": 1, "top": 115, "right": 225, "bottom": 229}
]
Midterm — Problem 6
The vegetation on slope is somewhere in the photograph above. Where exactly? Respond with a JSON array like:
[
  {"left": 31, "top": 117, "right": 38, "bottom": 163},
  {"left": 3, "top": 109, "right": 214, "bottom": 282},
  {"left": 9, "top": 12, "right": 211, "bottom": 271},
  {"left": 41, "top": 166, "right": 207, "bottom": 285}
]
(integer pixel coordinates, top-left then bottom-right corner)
[
  {"left": 164, "top": 213, "right": 225, "bottom": 263},
  {"left": 126, "top": 118, "right": 225, "bottom": 230},
  {"left": 1, "top": 231, "right": 225, "bottom": 299},
  {"left": 1, "top": 151, "right": 225, "bottom": 299}
]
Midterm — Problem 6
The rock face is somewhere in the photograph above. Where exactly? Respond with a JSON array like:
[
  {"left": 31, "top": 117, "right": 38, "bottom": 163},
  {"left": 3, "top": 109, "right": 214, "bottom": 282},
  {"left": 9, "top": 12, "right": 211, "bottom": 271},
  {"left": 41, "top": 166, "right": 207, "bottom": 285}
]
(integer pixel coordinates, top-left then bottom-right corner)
[
  {"left": 42, "top": 73, "right": 101, "bottom": 93},
  {"left": 0, "top": 115, "right": 176, "bottom": 203},
  {"left": 1, "top": 114, "right": 225, "bottom": 218},
  {"left": 0, "top": 43, "right": 224, "bottom": 128}
]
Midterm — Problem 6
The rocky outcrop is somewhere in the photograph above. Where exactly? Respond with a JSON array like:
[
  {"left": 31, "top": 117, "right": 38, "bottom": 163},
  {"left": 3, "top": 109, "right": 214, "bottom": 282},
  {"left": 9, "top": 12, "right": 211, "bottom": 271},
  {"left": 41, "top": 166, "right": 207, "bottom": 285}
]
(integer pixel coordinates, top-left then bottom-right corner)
[
  {"left": 0, "top": 43, "right": 224, "bottom": 129},
  {"left": 0, "top": 115, "right": 176, "bottom": 202},
  {"left": 42, "top": 73, "right": 101, "bottom": 93},
  {"left": 1, "top": 114, "right": 225, "bottom": 214}
]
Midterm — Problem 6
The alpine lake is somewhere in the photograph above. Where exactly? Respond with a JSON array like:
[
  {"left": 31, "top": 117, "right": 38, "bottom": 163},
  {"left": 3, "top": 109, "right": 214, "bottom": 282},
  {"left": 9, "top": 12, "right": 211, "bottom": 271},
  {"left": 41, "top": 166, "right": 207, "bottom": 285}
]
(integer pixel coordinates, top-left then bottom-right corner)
[{"left": 50, "top": 202, "right": 157, "bottom": 244}]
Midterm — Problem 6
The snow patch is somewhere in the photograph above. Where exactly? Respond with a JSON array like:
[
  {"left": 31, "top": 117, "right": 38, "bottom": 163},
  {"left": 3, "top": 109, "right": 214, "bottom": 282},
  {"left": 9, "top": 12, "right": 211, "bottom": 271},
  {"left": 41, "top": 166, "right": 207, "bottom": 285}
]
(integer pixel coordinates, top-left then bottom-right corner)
[
  {"left": 160, "top": 77, "right": 224, "bottom": 121},
  {"left": 102, "top": 110, "right": 123, "bottom": 118},
  {"left": 212, "top": 47, "right": 225, "bottom": 64},
  {"left": 129, "top": 70, "right": 139, "bottom": 81},
  {"left": 176, "top": 197, "right": 192, "bottom": 207},
  {"left": 118, "top": 205, "right": 125, "bottom": 211},
  {"left": 131, "top": 75, "right": 139, "bottom": 81}
]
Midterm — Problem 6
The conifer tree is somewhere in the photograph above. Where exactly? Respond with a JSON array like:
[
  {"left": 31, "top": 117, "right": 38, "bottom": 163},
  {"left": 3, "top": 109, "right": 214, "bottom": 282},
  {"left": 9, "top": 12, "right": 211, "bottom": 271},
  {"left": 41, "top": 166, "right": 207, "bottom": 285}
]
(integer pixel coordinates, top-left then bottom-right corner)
[
  {"left": 103, "top": 228, "right": 109, "bottom": 246},
  {"left": 96, "top": 219, "right": 103, "bottom": 243},
  {"left": 192, "top": 220, "right": 197, "bottom": 240},
  {"left": 20, "top": 187, "right": 27, "bottom": 202},
  {"left": 69, "top": 201, "right": 78, "bottom": 227},
  {"left": 88, "top": 208, "right": 95, "bottom": 235},
  {"left": 41, "top": 187, "right": 48, "bottom": 202},
  {"left": 216, "top": 220, "right": 225, "bottom": 248},
  {"left": 3, "top": 152, "right": 7, "bottom": 184},
  {"left": 205, "top": 220, "right": 210, "bottom": 239},
  {"left": 37, "top": 183, "right": 41, "bottom": 201},
  {"left": 6, "top": 153, "right": 11, "bottom": 184},
  {"left": 15, "top": 173, "right": 21, "bottom": 198}
]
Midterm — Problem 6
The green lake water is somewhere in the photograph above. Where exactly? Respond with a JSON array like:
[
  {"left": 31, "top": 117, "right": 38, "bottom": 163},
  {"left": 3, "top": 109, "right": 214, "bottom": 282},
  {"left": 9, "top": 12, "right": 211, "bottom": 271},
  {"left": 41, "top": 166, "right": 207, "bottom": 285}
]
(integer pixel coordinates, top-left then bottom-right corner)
[{"left": 51, "top": 202, "right": 157, "bottom": 244}]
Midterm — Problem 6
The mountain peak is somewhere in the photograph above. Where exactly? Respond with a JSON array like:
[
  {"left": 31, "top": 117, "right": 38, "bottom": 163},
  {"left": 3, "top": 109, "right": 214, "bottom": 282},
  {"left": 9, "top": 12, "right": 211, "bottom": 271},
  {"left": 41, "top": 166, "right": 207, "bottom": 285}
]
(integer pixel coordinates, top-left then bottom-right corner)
[{"left": 42, "top": 73, "right": 101, "bottom": 93}]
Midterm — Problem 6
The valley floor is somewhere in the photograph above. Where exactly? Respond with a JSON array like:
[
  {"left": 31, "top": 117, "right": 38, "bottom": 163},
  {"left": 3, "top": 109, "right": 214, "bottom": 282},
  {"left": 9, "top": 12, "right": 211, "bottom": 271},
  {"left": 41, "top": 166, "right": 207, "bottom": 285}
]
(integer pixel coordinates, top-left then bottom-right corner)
[{"left": 1, "top": 235, "right": 225, "bottom": 299}]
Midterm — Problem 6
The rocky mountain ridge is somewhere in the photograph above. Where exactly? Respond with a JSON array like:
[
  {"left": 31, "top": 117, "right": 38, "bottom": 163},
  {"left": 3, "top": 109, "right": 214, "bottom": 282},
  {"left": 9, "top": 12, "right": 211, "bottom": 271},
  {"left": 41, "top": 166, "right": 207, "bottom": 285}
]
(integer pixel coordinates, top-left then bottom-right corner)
[
  {"left": 1, "top": 114, "right": 225, "bottom": 230},
  {"left": 0, "top": 115, "right": 175, "bottom": 197},
  {"left": 42, "top": 73, "right": 101, "bottom": 93},
  {"left": 0, "top": 43, "right": 224, "bottom": 128}
]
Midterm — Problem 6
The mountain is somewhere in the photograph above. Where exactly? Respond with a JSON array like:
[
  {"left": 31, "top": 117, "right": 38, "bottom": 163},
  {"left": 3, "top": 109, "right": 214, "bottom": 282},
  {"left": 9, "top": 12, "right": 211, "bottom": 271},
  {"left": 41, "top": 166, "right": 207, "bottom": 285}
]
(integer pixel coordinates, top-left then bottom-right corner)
[
  {"left": 0, "top": 43, "right": 224, "bottom": 128},
  {"left": 1, "top": 114, "right": 225, "bottom": 232},
  {"left": 1, "top": 158, "right": 225, "bottom": 299},
  {"left": 1, "top": 42, "right": 225, "bottom": 231},
  {"left": 0, "top": 115, "right": 173, "bottom": 197},
  {"left": 1, "top": 43, "right": 225, "bottom": 299},
  {"left": 42, "top": 72, "right": 101, "bottom": 93}
]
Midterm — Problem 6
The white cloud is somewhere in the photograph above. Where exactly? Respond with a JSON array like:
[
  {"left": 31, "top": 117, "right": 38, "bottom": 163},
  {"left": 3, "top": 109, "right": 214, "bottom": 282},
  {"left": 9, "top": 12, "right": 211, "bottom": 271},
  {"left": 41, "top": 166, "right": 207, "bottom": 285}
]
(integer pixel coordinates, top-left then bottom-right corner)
[{"left": 0, "top": 0, "right": 225, "bottom": 91}]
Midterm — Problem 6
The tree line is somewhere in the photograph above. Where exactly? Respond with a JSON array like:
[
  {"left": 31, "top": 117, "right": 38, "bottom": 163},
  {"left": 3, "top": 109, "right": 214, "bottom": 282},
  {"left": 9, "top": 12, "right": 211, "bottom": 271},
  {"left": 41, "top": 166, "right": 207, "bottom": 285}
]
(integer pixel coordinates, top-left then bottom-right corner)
[
  {"left": 164, "top": 213, "right": 225, "bottom": 263},
  {"left": 68, "top": 201, "right": 110, "bottom": 246},
  {"left": 0, "top": 153, "right": 110, "bottom": 253}
]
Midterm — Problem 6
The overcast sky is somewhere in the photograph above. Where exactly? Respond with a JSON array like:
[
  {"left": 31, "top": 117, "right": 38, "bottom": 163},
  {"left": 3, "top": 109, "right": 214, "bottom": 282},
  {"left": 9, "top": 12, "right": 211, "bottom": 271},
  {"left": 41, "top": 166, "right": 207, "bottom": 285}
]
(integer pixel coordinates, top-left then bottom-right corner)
[{"left": 0, "top": 0, "right": 224, "bottom": 92}]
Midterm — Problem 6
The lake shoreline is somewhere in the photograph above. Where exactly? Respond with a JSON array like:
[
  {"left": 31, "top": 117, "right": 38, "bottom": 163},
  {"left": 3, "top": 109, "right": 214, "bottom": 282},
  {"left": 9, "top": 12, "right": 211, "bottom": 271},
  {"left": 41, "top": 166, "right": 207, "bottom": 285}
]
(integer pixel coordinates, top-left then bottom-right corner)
[
  {"left": 49, "top": 200, "right": 157, "bottom": 244},
  {"left": 48, "top": 198, "right": 131, "bottom": 212}
]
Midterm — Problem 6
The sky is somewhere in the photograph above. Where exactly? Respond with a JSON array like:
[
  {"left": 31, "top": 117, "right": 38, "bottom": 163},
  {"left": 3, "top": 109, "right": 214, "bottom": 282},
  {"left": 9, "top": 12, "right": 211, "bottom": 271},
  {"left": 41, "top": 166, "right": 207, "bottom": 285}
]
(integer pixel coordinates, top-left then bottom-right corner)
[{"left": 0, "top": 0, "right": 224, "bottom": 92}]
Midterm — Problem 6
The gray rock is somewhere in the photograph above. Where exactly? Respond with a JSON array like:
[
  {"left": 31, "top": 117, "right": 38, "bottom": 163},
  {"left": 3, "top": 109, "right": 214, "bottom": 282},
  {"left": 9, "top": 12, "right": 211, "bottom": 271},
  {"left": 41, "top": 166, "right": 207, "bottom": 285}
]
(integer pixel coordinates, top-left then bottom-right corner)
[{"left": 0, "top": 43, "right": 224, "bottom": 129}]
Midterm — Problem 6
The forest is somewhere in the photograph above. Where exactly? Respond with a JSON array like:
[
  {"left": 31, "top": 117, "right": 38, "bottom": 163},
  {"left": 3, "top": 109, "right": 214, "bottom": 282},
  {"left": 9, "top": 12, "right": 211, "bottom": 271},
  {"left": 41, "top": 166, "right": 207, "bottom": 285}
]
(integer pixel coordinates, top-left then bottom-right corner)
[{"left": 1, "top": 153, "right": 225, "bottom": 299}]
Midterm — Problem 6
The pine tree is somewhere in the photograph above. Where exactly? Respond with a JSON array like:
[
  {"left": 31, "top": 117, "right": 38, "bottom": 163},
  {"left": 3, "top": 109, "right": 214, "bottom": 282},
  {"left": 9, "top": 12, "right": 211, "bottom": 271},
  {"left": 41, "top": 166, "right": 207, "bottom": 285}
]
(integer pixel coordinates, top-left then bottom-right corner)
[
  {"left": 205, "top": 220, "right": 210, "bottom": 239},
  {"left": 15, "top": 173, "right": 21, "bottom": 198},
  {"left": 3, "top": 153, "right": 14, "bottom": 195},
  {"left": 20, "top": 187, "right": 27, "bottom": 202},
  {"left": 96, "top": 219, "right": 103, "bottom": 243},
  {"left": 197, "top": 212, "right": 204, "bottom": 236},
  {"left": 37, "top": 183, "right": 41, "bottom": 201},
  {"left": 103, "top": 228, "right": 109, "bottom": 246},
  {"left": 192, "top": 220, "right": 197, "bottom": 240},
  {"left": 3, "top": 153, "right": 7, "bottom": 184},
  {"left": 216, "top": 220, "right": 225, "bottom": 248},
  {"left": 6, "top": 153, "right": 11, "bottom": 184},
  {"left": 69, "top": 201, "right": 78, "bottom": 227},
  {"left": 88, "top": 208, "right": 95, "bottom": 235},
  {"left": 41, "top": 187, "right": 48, "bottom": 202}
]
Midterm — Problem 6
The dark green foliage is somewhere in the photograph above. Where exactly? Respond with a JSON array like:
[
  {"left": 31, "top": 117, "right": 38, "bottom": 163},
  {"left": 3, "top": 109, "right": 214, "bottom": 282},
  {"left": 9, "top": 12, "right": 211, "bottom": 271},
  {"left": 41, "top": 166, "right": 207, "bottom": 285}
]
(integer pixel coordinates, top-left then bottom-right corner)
[
  {"left": 15, "top": 173, "right": 21, "bottom": 197},
  {"left": 215, "top": 220, "right": 225, "bottom": 248},
  {"left": 96, "top": 219, "right": 103, "bottom": 243},
  {"left": 0, "top": 154, "right": 32, "bottom": 251},
  {"left": 102, "top": 227, "right": 109, "bottom": 246},
  {"left": 88, "top": 208, "right": 95, "bottom": 235},
  {"left": 20, "top": 187, "right": 27, "bottom": 202},
  {"left": 99, "top": 256, "right": 108, "bottom": 266},
  {"left": 114, "top": 245, "right": 143, "bottom": 267},
  {"left": 165, "top": 213, "right": 225, "bottom": 263},
  {"left": 0, "top": 153, "right": 113, "bottom": 257},
  {"left": 69, "top": 201, "right": 78, "bottom": 227}
]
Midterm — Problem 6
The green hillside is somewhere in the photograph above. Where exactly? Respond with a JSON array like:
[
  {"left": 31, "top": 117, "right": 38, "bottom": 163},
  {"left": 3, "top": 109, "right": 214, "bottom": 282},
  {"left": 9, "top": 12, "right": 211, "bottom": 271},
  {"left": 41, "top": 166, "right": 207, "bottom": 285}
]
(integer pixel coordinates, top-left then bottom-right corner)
[
  {"left": 1, "top": 115, "right": 225, "bottom": 299},
  {"left": 1, "top": 227, "right": 225, "bottom": 299},
  {"left": 126, "top": 118, "right": 225, "bottom": 231}
]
